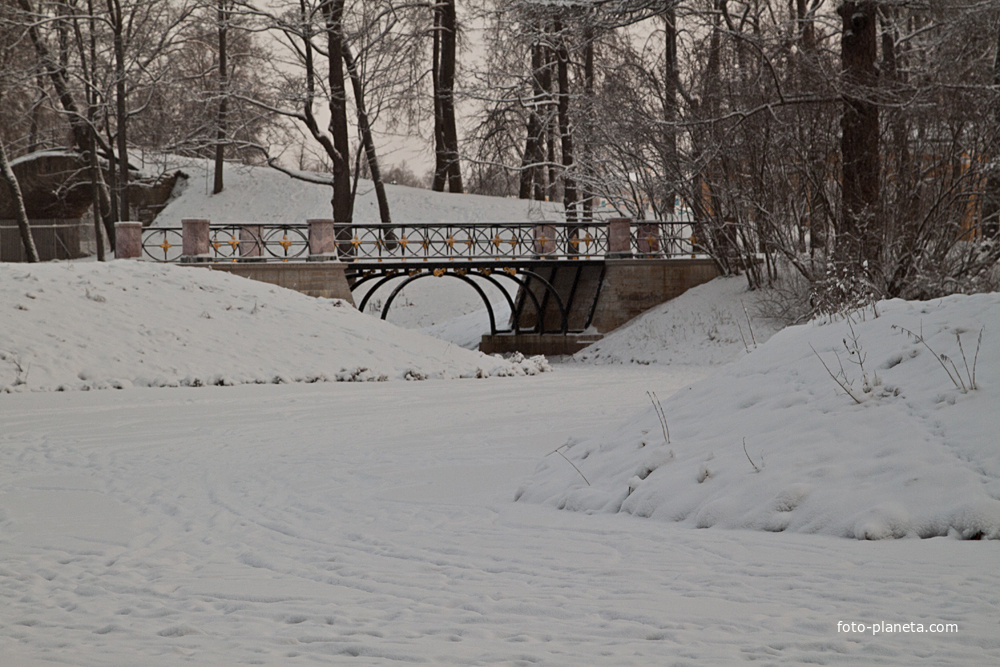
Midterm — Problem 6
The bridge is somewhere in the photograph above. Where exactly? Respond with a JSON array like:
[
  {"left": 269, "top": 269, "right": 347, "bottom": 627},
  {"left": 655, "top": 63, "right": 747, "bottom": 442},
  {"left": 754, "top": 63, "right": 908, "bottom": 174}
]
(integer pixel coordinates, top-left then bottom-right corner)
[{"left": 120, "top": 219, "right": 719, "bottom": 354}]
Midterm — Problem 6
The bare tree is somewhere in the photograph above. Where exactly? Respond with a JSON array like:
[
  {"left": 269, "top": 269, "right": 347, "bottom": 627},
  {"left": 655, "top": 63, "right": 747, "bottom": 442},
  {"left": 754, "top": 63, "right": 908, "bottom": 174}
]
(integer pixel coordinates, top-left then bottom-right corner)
[
  {"left": 0, "top": 98, "right": 40, "bottom": 262},
  {"left": 432, "top": 0, "right": 462, "bottom": 192}
]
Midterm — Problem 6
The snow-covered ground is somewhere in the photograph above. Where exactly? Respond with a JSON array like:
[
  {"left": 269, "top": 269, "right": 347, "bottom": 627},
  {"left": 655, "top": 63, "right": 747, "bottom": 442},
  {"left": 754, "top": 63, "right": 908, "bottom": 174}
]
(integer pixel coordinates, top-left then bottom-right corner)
[
  {"left": 574, "top": 275, "right": 786, "bottom": 367},
  {"left": 3, "top": 365, "right": 999, "bottom": 666},
  {"left": 151, "top": 155, "right": 563, "bottom": 227},
  {"left": 521, "top": 294, "right": 1000, "bottom": 542},
  {"left": 0, "top": 261, "right": 546, "bottom": 392},
  {"left": 1, "top": 259, "right": 998, "bottom": 664},
  {"left": 1, "top": 162, "right": 997, "bottom": 664}
]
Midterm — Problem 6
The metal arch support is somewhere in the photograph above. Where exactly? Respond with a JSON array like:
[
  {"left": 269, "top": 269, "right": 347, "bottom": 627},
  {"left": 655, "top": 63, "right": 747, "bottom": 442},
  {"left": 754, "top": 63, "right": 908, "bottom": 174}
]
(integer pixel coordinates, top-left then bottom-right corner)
[
  {"left": 482, "top": 270, "right": 546, "bottom": 334},
  {"left": 469, "top": 271, "right": 517, "bottom": 332},
  {"left": 347, "top": 271, "right": 387, "bottom": 292},
  {"left": 356, "top": 273, "right": 405, "bottom": 314},
  {"left": 379, "top": 271, "right": 499, "bottom": 336},
  {"left": 513, "top": 267, "right": 570, "bottom": 334}
]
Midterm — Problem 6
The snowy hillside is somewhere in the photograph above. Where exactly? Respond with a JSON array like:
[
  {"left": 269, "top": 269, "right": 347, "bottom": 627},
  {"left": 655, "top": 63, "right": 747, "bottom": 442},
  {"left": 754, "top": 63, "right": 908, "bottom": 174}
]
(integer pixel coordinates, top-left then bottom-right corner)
[
  {"left": 574, "top": 275, "right": 786, "bottom": 366},
  {"left": 152, "top": 156, "right": 563, "bottom": 225},
  {"left": 518, "top": 294, "right": 1000, "bottom": 540},
  {"left": 0, "top": 261, "right": 547, "bottom": 392}
]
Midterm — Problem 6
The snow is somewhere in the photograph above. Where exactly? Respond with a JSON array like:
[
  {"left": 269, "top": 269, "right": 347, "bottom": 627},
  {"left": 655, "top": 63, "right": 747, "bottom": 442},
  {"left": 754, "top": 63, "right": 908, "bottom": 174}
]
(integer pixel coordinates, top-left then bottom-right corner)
[
  {"left": 2, "top": 366, "right": 998, "bottom": 665},
  {"left": 518, "top": 294, "right": 1000, "bottom": 542},
  {"left": 0, "top": 260, "right": 548, "bottom": 392},
  {"left": 151, "top": 156, "right": 563, "bottom": 226},
  {"left": 574, "top": 275, "right": 786, "bottom": 367},
  {"left": 1, "top": 161, "right": 998, "bottom": 664}
]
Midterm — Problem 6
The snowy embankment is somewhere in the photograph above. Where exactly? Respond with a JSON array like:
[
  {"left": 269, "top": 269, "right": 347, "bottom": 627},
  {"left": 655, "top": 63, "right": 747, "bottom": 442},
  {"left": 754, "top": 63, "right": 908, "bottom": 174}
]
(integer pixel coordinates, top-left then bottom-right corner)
[
  {"left": 575, "top": 276, "right": 786, "bottom": 366},
  {"left": 0, "top": 261, "right": 548, "bottom": 392},
  {"left": 152, "top": 155, "right": 563, "bottom": 226},
  {"left": 518, "top": 293, "right": 1000, "bottom": 540}
]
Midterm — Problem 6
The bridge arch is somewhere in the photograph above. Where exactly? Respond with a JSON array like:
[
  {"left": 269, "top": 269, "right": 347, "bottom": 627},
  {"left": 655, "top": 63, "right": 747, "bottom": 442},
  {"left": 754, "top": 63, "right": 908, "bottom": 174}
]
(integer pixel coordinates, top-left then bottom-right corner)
[
  {"left": 347, "top": 266, "right": 570, "bottom": 334},
  {"left": 503, "top": 268, "right": 569, "bottom": 334},
  {"left": 380, "top": 271, "right": 502, "bottom": 334}
]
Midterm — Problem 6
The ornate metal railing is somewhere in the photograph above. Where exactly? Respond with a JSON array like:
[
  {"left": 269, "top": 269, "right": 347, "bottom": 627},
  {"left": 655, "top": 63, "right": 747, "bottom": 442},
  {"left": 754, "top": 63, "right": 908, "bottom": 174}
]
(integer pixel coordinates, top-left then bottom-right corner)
[
  {"left": 140, "top": 220, "right": 699, "bottom": 263},
  {"left": 334, "top": 222, "right": 610, "bottom": 261},
  {"left": 142, "top": 224, "right": 309, "bottom": 262}
]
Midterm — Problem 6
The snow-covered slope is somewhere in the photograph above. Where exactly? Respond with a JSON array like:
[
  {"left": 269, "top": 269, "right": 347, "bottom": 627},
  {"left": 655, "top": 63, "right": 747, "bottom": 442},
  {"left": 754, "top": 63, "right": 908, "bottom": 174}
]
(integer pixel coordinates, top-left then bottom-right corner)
[
  {"left": 152, "top": 156, "right": 562, "bottom": 225},
  {"left": 0, "top": 261, "right": 547, "bottom": 392},
  {"left": 574, "top": 276, "right": 785, "bottom": 366},
  {"left": 518, "top": 293, "right": 1000, "bottom": 540}
]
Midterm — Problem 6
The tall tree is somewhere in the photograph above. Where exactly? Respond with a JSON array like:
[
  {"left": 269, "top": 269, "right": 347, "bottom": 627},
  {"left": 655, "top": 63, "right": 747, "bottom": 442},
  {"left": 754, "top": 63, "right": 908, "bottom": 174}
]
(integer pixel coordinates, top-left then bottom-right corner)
[
  {"left": 213, "top": 0, "right": 232, "bottom": 194},
  {"left": 342, "top": 41, "right": 390, "bottom": 222},
  {"left": 432, "top": 0, "right": 462, "bottom": 192},
  {"left": 837, "top": 1, "right": 881, "bottom": 273},
  {"left": 0, "top": 93, "right": 39, "bottom": 262},
  {"left": 554, "top": 16, "right": 576, "bottom": 222},
  {"left": 320, "top": 0, "right": 353, "bottom": 222}
]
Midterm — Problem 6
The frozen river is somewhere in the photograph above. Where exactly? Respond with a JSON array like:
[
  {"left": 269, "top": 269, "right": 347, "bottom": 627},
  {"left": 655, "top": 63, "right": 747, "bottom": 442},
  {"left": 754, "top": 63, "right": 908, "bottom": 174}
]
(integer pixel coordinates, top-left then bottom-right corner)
[{"left": 1, "top": 364, "right": 997, "bottom": 665}]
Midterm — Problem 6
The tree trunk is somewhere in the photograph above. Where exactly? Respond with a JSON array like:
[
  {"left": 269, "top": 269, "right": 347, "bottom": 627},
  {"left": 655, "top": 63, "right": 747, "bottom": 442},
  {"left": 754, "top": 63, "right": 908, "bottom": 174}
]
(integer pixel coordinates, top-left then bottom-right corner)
[
  {"left": 520, "top": 38, "right": 546, "bottom": 201},
  {"left": 440, "top": 0, "right": 462, "bottom": 192},
  {"left": 981, "top": 18, "right": 1000, "bottom": 239},
  {"left": 662, "top": 7, "right": 678, "bottom": 216},
  {"left": 431, "top": 4, "right": 445, "bottom": 192},
  {"left": 796, "top": 0, "right": 826, "bottom": 256},
  {"left": 703, "top": 1, "right": 736, "bottom": 270},
  {"left": 107, "top": 0, "right": 130, "bottom": 221},
  {"left": 837, "top": 1, "right": 881, "bottom": 271},
  {"left": 0, "top": 137, "right": 40, "bottom": 263},
  {"left": 84, "top": 0, "right": 113, "bottom": 251},
  {"left": 432, "top": 0, "right": 462, "bottom": 193},
  {"left": 554, "top": 17, "right": 576, "bottom": 224},
  {"left": 342, "top": 43, "right": 391, "bottom": 223},
  {"left": 213, "top": 0, "right": 229, "bottom": 195},
  {"left": 581, "top": 25, "right": 594, "bottom": 221},
  {"left": 321, "top": 0, "right": 353, "bottom": 223},
  {"left": 17, "top": 0, "right": 100, "bottom": 160}
]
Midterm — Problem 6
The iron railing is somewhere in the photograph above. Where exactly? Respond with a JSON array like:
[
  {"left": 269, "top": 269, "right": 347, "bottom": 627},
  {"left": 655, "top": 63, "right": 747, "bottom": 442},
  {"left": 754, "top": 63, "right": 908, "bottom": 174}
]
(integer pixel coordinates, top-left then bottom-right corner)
[
  {"left": 141, "top": 220, "right": 700, "bottom": 263},
  {"left": 334, "top": 222, "right": 609, "bottom": 261},
  {"left": 142, "top": 224, "right": 309, "bottom": 262}
]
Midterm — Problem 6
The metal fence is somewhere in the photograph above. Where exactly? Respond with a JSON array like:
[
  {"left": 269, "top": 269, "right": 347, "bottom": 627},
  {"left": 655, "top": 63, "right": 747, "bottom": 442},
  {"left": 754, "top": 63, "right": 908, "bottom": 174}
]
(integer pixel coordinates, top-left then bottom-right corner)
[{"left": 141, "top": 220, "right": 700, "bottom": 263}]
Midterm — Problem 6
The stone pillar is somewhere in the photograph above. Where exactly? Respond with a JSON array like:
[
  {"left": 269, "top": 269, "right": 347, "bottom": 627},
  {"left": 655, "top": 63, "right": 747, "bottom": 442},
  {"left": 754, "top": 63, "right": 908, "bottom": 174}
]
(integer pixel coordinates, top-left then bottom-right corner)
[
  {"left": 308, "top": 219, "right": 337, "bottom": 259},
  {"left": 607, "top": 217, "right": 632, "bottom": 258},
  {"left": 533, "top": 223, "right": 556, "bottom": 255},
  {"left": 240, "top": 224, "right": 263, "bottom": 258},
  {"left": 636, "top": 223, "right": 661, "bottom": 255},
  {"left": 114, "top": 221, "right": 143, "bottom": 259},
  {"left": 181, "top": 218, "right": 210, "bottom": 261}
]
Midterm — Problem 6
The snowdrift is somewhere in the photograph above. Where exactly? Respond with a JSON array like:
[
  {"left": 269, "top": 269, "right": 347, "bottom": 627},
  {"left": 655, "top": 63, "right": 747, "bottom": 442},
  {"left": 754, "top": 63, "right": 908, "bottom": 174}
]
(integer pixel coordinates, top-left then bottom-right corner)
[
  {"left": 0, "top": 261, "right": 548, "bottom": 392},
  {"left": 575, "top": 276, "right": 785, "bottom": 366},
  {"left": 152, "top": 156, "right": 563, "bottom": 226},
  {"left": 517, "top": 293, "right": 1000, "bottom": 539}
]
